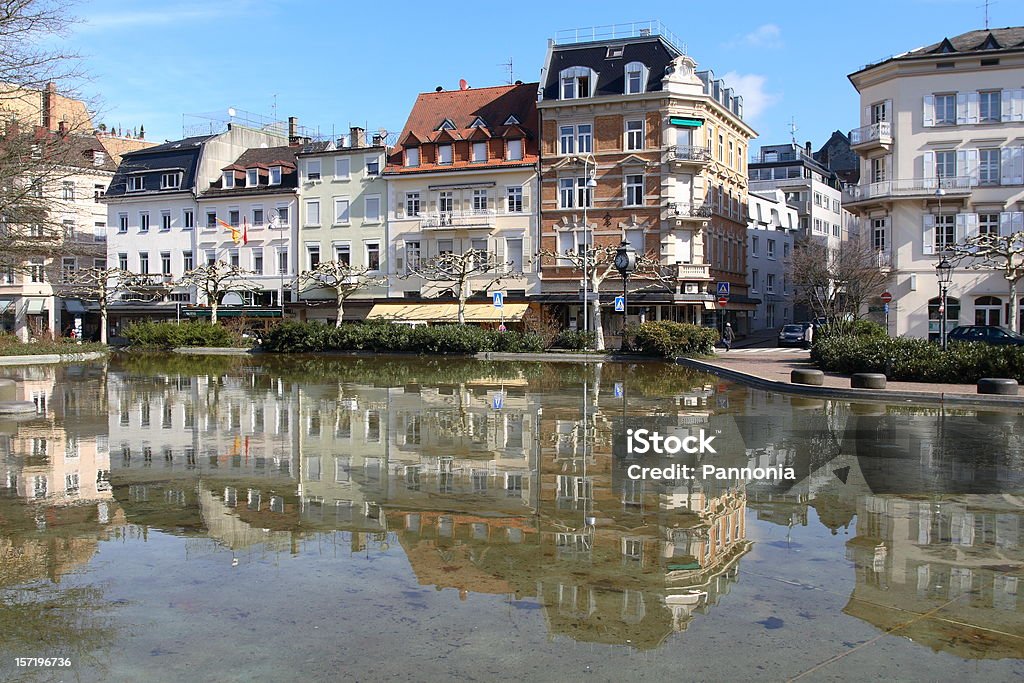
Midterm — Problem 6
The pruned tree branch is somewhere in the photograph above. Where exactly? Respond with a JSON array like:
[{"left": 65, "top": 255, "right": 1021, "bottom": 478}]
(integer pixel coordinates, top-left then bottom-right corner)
[
  {"left": 299, "top": 260, "right": 387, "bottom": 327},
  {"left": 177, "top": 261, "right": 261, "bottom": 324},
  {"left": 403, "top": 248, "right": 516, "bottom": 324}
]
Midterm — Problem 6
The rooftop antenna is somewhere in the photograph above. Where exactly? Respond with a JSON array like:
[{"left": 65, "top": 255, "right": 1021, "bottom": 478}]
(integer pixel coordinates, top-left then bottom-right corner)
[
  {"left": 788, "top": 117, "right": 798, "bottom": 147},
  {"left": 978, "top": 0, "right": 997, "bottom": 29},
  {"left": 271, "top": 93, "right": 278, "bottom": 123},
  {"left": 499, "top": 57, "right": 514, "bottom": 85}
]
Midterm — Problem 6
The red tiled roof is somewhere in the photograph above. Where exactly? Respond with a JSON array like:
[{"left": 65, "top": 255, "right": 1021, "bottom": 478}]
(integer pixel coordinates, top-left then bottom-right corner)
[{"left": 385, "top": 83, "right": 539, "bottom": 174}]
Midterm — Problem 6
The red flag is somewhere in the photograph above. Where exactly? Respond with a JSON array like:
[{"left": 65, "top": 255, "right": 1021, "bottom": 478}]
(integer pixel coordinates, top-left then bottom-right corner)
[{"left": 242, "top": 217, "right": 249, "bottom": 245}]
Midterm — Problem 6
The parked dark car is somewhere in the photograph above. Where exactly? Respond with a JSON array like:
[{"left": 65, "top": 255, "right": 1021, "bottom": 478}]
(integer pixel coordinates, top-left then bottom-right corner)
[
  {"left": 778, "top": 324, "right": 810, "bottom": 348},
  {"left": 947, "top": 325, "right": 1024, "bottom": 346}
]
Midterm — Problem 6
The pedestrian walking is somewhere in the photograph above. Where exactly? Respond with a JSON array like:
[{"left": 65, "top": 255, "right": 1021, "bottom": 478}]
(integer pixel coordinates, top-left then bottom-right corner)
[
  {"left": 803, "top": 323, "right": 814, "bottom": 349},
  {"left": 722, "top": 322, "right": 735, "bottom": 352}
]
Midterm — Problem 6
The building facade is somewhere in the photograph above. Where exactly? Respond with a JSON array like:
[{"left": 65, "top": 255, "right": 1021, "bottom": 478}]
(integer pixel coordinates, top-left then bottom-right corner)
[
  {"left": 536, "top": 25, "right": 757, "bottom": 341},
  {"left": 381, "top": 82, "right": 540, "bottom": 324},
  {"left": 844, "top": 27, "right": 1024, "bottom": 338},
  {"left": 746, "top": 189, "right": 797, "bottom": 330}
]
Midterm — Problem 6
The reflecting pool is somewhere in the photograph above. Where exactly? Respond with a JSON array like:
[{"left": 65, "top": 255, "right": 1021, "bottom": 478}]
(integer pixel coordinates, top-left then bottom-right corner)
[{"left": 0, "top": 355, "right": 1022, "bottom": 681}]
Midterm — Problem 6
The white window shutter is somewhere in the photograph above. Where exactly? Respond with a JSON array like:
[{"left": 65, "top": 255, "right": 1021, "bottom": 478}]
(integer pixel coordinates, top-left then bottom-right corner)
[
  {"left": 884, "top": 99, "right": 893, "bottom": 122},
  {"left": 885, "top": 154, "right": 893, "bottom": 181},
  {"left": 1002, "top": 89, "right": 1014, "bottom": 122},
  {"left": 923, "top": 214, "right": 935, "bottom": 255},
  {"left": 1000, "top": 212, "right": 1013, "bottom": 237},
  {"left": 521, "top": 189, "right": 530, "bottom": 211},
  {"left": 956, "top": 93, "right": 968, "bottom": 124},
  {"left": 963, "top": 148, "right": 979, "bottom": 186},
  {"left": 967, "top": 92, "right": 980, "bottom": 124},
  {"left": 955, "top": 213, "right": 967, "bottom": 243},
  {"left": 1015, "top": 147, "right": 1024, "bottom": 184},
  {"left": 1001, "top": 148, "right": 1016, "bottom": 185},
  {"left": 1013, "top": 212, "right": 1024, "bottom": 235},
  {"left": 923, "top": 150, "right": 935, "bottom": 182},
  {"left": 923, "top": 96, "right": 935, "bottom": 128},
  {"left": 966, "top": 212, "right": 980, "bottom": 240},
  {"left": 864, "top": 106, "right": 871, "bottom": 126},
  {"left": 1014, "top": 90, "right": 1024, "bottom": 122}
]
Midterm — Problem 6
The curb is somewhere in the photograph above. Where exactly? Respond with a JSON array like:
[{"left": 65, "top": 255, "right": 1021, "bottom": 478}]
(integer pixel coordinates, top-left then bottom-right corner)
[
  {"left": 0, "top": 351, "right": 107, "bottom": 366},
  {"left": 168, "top": 347, "right": 666, "bottom": 363},
  {"left": 677, "top": 357, "right": 1024, "bottom": 407}
]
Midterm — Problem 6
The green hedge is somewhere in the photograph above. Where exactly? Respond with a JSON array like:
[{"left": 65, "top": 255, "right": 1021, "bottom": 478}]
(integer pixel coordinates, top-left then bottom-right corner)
[
  {"left": 631, "top": 321, "right": 719, "bottom": 358},
  {"left": 260, "top": 321, "right": 545, "bottom": 355},
  {"left": 122, "top": 321, "right": 243, "bottom": 350},
  {"left": 811, "top": 334, "right": 1024, "bottom": 383},
  {"left": 552, "top": 330, "right": 596, "bottom": 351},
  {"left": 0, "top": 335, "right": 107, "bottom": 356}
]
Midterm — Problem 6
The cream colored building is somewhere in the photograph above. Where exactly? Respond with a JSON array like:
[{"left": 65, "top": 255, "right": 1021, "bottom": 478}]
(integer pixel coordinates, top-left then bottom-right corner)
[{"left": 845, "top": 27, "right": 1024, "bottom": 338}]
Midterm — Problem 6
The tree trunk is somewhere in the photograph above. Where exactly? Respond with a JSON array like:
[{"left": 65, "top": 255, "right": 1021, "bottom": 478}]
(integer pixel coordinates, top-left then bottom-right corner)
[
  {"left": 458, "top": 278, "right": 468, "bottom": 324},
  {"left": 1009, "top": 277, "right": 1019, "bottom": 333},
  {"left": 100, "top": 306, "right": 108, "bottom": 345},
  {"left": 210, "top": 298, "right": 218, "bottom": 324},
  {"left": 335, "top": 291, "right": 345, "bottom": 328},
  {"left": 591, "top": 295, "right": 604, "bottom": 351}
]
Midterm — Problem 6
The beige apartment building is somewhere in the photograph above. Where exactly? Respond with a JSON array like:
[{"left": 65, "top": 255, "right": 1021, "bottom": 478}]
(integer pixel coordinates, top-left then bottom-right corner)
[{"left": 845, "top": 27, "right": 1024, "bottom": 338}]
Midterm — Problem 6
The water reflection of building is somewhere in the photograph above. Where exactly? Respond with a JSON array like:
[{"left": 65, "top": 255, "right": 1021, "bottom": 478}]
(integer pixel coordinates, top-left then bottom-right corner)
[{"left": 845, "top": 495, "right": 1023, "bottom": 659}]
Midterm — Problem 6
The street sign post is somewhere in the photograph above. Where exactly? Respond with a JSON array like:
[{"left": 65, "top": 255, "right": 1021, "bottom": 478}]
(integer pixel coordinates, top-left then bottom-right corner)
[
  {"left": 717, "top": 296, "right": 729, "bottom": 307},
  {"left": 492, "top": 392, "right": 504, "bottom": 410},
  {"left": 880, "top": 291, "right": 893, "bottom": 304},
  {"left": 614, "top": 296, "right": 625, "bottom": 312},
  {"left": 880, "top": 291, "right": 893, "bottom": 335},
  {"left": 492, "top": 291, "right": 504, "bottom": 308},
  {"left": 716, "top": 282, "right": 730, "bottom": 297}
]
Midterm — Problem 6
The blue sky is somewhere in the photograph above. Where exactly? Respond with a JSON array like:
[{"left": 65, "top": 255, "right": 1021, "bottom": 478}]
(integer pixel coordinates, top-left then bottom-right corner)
[{"left": 58, "top": 0, "right": 1021, "bottom": 150}]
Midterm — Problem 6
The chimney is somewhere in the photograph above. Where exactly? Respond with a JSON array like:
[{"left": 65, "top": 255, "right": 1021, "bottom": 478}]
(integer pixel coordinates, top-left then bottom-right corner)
[
  {"left": 139, "top": 124, "right": 145, "bottom": 140},
  {"left": 42, "top": 81, "right": 56, "bottom": 130},
  {"left": 805, "top": 141, "right": 812, "bottom": 155},
  {"left": 288, "top": 116, "right": 298, "bottom": 143},
  {"left": 57, "top": 120, "right": 68, "bottom": 137},
  {"left": 350, "top": 126, "right": 366, "bottom": 148},
  {"left": 372, "top": 133, "right": 383, "bottom": 146}
]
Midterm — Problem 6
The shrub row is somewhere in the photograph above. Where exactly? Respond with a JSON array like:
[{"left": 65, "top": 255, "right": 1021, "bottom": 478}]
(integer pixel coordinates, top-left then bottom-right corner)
[
  {"left": 0, "top": 334, "right": 107, "bottom": 356},
  {"left": 122, "top": 321, "right": 243, "bottom": 350},
  {"left": 629, "top": 321, "right": 719, "bottom": 358},
  {"left": 551, "top": 330, "right": 596, "bottom": 351},
  {"left": 811, "top": 334, "right": 1024, "bottom": 383},
  {"left": 260, "top": 321, "right": 545, "bottom": 354}
]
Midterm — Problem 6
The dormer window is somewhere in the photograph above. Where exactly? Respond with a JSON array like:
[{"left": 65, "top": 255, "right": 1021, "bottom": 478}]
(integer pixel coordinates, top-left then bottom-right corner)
[
  {"left": 269, "top": 166, "right": 282, "bottom": 185},
  {"left": 438, "top": 144, "right": 453, "bottom": 164},
  {"left": 127, "top": 176, "right": 144, "bottom": 192},
  {"left": 246, "top": 168, "right": 258, "bottom": 187},
  {"left": 624, "top": 62, "right": 647, "bottom": 94},
  {"left": 606, "top": 46, "right": 624, "bottom": 59},
  {"left": 222, "top": 171, "right": 235, "bottom": 189},
  {"left": 471, "top": 142, "right": 487, "bottom": 163},
  {"left": 560, "top": 66, "right": 595, "bottom": 100},
  {"left": 437, "top": 119, "right": 456, "bottom": 131},
  {"left": 92, "top": 150, "right": 106, "bottom": 166},
  {"left": 507, "top": 139, "right": 523, "bottom": 161},
  {"left": 160, "top": 172, "right": 181, "bottom": 190},
  {"left": 306, "top": 159, "right": 321, "bottom": 181},
  {"left": 503, "top": 115, "right": 520, "bottom": 126},
  {"left": 405, "top": 147, "right": 420, "bottom": 167},
  {"left": 469, "top": 117, "right": 486, "bottom": 128}
]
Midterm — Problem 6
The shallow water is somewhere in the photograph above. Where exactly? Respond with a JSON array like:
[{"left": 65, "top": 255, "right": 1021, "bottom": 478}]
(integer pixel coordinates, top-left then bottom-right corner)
[{"left": 0, "top": 355, "right": 1021, "bottom": 682}]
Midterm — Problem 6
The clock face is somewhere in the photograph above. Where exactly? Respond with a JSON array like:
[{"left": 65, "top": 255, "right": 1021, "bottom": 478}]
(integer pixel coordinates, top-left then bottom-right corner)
[{"left": 614, "top": 253, "right": 630, "bottom": 270}]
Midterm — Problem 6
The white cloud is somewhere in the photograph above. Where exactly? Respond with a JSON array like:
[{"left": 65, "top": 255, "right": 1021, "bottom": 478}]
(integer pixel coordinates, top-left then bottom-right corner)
[
  {"left": 721, "top": 71, "right": 781, "bottom": 121},
  {"left": 727, "top": 23, "right": 784, "bottom": 50},
  {"left": 76, "top": 2, "right": 263, "bottom": 32}
]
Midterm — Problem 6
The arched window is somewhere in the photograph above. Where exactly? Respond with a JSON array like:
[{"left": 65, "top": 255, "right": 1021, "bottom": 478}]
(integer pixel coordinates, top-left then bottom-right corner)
[
  {"left": 974, "top": 295, "right": 1002, "bottom": 326},
  {"left": 560, "top": 67, "right": 596, "bottom": 100},
  {"left": 624, "top": 62, "right": 648, "bottom": 94},
  {"left": 928, "top": 296, "right": 960, "bottom": 342}
]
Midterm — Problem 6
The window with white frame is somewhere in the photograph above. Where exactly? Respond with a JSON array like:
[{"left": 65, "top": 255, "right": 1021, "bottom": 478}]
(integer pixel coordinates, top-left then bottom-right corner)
[
  {"left": 472, "top": 189, "right": 488, "bottom": 212},
  {"left": 306, "top": 243, "right": 320, "bottom": 269},
  {"left": 766, "top": 239, "right": 776, "bottom": 259},
  {"left": 365, "top": 242, "right": 380, "bottom": 271},
  {"left": 128, "top": 176, "right": 144, "bottom": 192},
  {"left": 269, "top": 166, "right": 282, "bottom": 185},
  {"left": 507, "top": 139, "right": 523, "bottom": 160},
  {"left": 161, "top": 210, "right": 171, "bottom": 231},
  {"left": 118, "top": 253, "right": 128, "bottom": 270},
  {"left": 118, "top": 213, "right": 128, "bottom": 233},
  {"left": 935, "top": 150, "right": 956, "bottom": 179},
  {"left": 624, "top": 62, "right": 647, "bottom": 94},
  {"left": 979, "top": 212, "right": 999, "bottom": 235},
  {"left": 306, "top": 159, "right": 321, "bottom": 181},
  {"left": 871, "top": 157, "right": 886, "bottom": 183},
  {"left": 365, "top": 156, "right": 380, "bottom": 176},
  {"left": 305, "top": 199, "right": 320, "bottom": 226},
  {"left": 252, "top": 248, "right": 263, "bottom": 274},
  {"left": 161, "top": 251, "right": 172, "bottom": 274},
  {"left": 275, "top": 205, "right": 289, "bottom": 226},
  {"left": 334, "top": 197, "right": 350, "bottom": 224},
  {"left": 750, "top": 268, "right": 758, "bottom": 292},
  {"left": 507, "top": 186, "right": 523, "bottom": 213},
  {"left": 559, "top": 178, "right": 575, "bottom": 208},
  {"left": 437, "top": 239, "right": 454, "bottom": 255},
  {"left": 624, "top": 174, "right": 643, "bottom": 206},
  {"left": 334, "top": 157, "right": 350, "bottom": 179},
  {"left": 980, "top": 148, "right": 1000, "bottom": 185},
  {"left": 559, "top": 126, "right": 575, "bottom": 155},
  {"left": 161, "top": 173, "right": 180, "bottom": 190},
  {"left": 872, "top": 218, "right": 887, "bottom": 250},
  {"left": 222, "top": 171, "right": 235, "bottom": 188},
  {"left": 472, "top": 142, "right": 487, "bottom": 162},
  {"left": 506, "top": 237, "right": 524, "bottom": 271},
  {"left": 138, "top": 252, "right": 149, "bottom": 274},
  {"left": 182, "top": 250, "right": 194, "bottom": 271},
  {"left": 980, "top": 91, "right": 1001, "bottom": 123},
  {"left": 406, "top": 192, "right": 420, "bottom": 216},
  {"left": 577, "top": 124, "right": 592, "bottom": 153},
  {"left": 576, "top": 177, "right": 593, "bottom": 207},
  {"left": 438, "top": 191, "right": 453, "bottom": 214},
  {"left": 871, "top": 100, "right": 888, "bottom": 123},
  {"left": 61, "top": 257, "right": 76, "bottom": 282},
  {"left": 934, "top": 94, "right": 956, "bottom": 125},
  {"left": 228, "top": 208, "right": 240, "bottom": 227},
  {"left": 560, "top": 66, "right": 593, "bottom": 99},
  {"left": 365, "top": 196, "right": 381, "bottom": 222},
  {"left": 404, "top": 241, "right": 419, "bottom": 272},
  {"left": 438, "top": 144, "right": 453, "bottom": 164},
  {"left": 405, "top": 147, "right": 420, "bottom": 167},
  {"left": 205, "top": 249, "right": 216, "bottom": 266},
  {"left": 183, "top": 209, "right": 194, "bottom": 229},
  {"left": 139, "top": 211, "right": 149, "bottom": 232},
  {"left": 277, "top": 248, "right": 288, "bottom": 274},
  {"left": 625, "top": 119, "right": 644, "bottom": 150},
  {"left": 205, "top": 210, "right": 217, "bottom": 229},
  {"left": 251, "top": 207, "right": 263, "bottom": 226},
  {"left": 246, "top": 168, "right": 258, "bottom": 187},
  {"left": 334, "top": 243, "right": 351, "bottom": 266},
  {"left": 935, "top": 214, "right": 955, "bottom": 250}
]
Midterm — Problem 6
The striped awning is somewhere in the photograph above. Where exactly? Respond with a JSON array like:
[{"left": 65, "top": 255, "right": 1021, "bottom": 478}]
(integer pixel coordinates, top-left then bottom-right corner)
[{"left": 366, "top": 302, "right": 528, "bottom": 323}]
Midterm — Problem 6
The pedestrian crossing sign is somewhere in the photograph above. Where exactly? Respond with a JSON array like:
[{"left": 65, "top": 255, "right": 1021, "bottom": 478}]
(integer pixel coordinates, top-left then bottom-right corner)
[{"left": 614, "top": 296, "right": 625, "bottom": 312}]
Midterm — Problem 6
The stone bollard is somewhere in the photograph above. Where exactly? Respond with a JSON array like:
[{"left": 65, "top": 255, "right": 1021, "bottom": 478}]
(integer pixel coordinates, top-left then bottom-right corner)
[
  {"left": 977, "top": 378, "right": 1018, "bottom": 396},
  {"left": 851, "top": 373, "right": 887, "bottom": 390},
  {"left": 0, "top": 379, "right": 15, "bottom": 402},
  {"left": 0, "top": 400, "right": 36, "bottom": 414},
  {"left": 791, "top": 369, "right": 824, "bottom": 386}
]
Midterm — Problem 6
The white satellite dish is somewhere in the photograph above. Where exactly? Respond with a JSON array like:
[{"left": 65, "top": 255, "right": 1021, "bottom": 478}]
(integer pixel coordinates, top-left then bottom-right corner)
[
  {"left": 227, "top": 107, "right": 236, "bottom": 117},
  {"left": 222, "top": 292, "right": 244, "bottom": 307}
]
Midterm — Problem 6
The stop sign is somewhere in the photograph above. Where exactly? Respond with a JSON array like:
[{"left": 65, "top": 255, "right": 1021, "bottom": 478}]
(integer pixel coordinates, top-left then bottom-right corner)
[
  {"left": 880, "top": 291, "right": 893, "bottom": 304},
  {"left": 718, "top": 296, "right": 729, "bottom": 307}
]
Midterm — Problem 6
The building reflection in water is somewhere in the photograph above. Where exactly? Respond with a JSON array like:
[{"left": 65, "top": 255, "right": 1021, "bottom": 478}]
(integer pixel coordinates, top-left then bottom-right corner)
[{"left": 1, "top": 356, "right": 1021, "bottom": 658}]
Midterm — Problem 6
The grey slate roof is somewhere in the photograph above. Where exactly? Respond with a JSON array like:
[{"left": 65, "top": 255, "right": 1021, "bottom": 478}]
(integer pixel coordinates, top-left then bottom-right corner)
[
  {"left": 105, "top": 135, "right": 213, "bottom": 198},
  {"left": 907, "top": 27, "right": 1024, "bottom": 56},
  {"left": 541, "top": 37, "right": 681, "bottom": 101}
]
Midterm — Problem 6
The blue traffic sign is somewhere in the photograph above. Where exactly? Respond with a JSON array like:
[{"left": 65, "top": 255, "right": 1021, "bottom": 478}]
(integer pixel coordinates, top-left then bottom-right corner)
[
  {"left": 492, "top": 392, "right": 504, "bottom": 410},
  {"left": 492, "top": 291, "right": 504, "bottom": 308},
  {"left": 614, "top": 296, "right": 625, "bottom": 312},
  {"left": 716, "top": 281, "right": 730, "bottom": 297},
  {"left": 613, "top": 382, "right": 624, "bottom": 398},
  {"left": 883, "top": 303, "right": 889, "bottom": 314}
]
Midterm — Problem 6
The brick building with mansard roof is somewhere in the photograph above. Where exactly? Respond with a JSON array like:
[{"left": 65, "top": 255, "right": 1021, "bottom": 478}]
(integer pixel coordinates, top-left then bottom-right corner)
[{"left": 536, "top": 25, "right": 758, "bottom": 339}]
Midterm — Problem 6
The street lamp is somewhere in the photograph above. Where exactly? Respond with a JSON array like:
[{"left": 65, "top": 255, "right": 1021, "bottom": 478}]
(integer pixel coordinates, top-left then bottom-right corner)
[
  {"left": 614, "top": 240, "right": 637, "bottom": 349},
  {"left": 936, "top": 256, "right": 953, "bottom": 350},
  {"left": 580, "top": 154, "right": 597, "bottom": 345}
]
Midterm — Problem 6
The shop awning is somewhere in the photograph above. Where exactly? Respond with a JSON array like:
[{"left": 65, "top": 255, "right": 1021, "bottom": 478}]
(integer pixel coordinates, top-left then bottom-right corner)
[
  {"left": 25, "top": 298, "right": 46, "bottom": 315},
  {"left": 0, "top": 299, "right": 12, "bottom": 315},
  {"left": 702, "top": 301, "right": 715, "bottom": 310},
  {"left": 183, "top": 308, "right": 283, "bottom": 318},
  {"left": 366, "top": 302, "right": 528, "bottom": 323},
  {"left": 64, "top": 299, "right": 87, "bottom": 314}
]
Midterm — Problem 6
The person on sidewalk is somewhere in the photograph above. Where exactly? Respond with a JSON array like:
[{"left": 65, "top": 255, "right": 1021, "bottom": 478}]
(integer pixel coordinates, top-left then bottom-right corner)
[
  {"left": 722, "top": 323, "right": 735, "bottom": 352},
  {"left": 803, "top": 323, "right": 814, "bottom": 349}
]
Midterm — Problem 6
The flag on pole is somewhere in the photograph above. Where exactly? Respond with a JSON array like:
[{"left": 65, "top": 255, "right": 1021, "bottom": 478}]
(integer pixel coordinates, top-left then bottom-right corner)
[
  {"left": 217, "top": 218, "right": 242, "bottom": 245},
  {"left": 242, "top": 217, "right": 249, "bottom": 245}
]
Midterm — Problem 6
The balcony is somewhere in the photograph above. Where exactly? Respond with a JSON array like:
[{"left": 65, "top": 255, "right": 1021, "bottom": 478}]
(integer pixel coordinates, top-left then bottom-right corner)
[
  {"left": 669, "top": 203, "right": 712, "bottom": 221},
  {"left": 137, "top": 274, "right": 175, "bottom": 286},
  {"left": 843, "top": 176, "right": 972, "bottom": 205},
  {"left": 673, "top": 263, "right": 711, "bottom": 281},
  {"left": 876, "top": 249, "right": 892, "bottom": 271},
  {"left": 419, "top": 210, "right": 496, "bottom": 230},
  {"left": 667, "top": 145, "right": 711, "bottom": 169},
  {"left": 849, "top": 122, "right": 892, "bottom": 153}
]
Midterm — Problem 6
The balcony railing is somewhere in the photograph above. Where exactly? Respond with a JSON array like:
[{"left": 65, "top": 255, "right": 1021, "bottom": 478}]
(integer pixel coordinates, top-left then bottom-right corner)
[
  {"left": 673, "top": 263, "right": 711, "bottom": 280},
  {"left": 420, "top": 210, "right": 496, "bottom": 229},
  {"left": 843, "top": 176, "right": 972, "bottom": 203},
  {"left": 670, "top": 203, "right": 713, "bottom": 219},
  {"left": 876, "top": 249, "right": 892, "bottom": 269},
  {"left": 849, "top": 121, "right": 892, "bottom": 147},
  {"left": 668, "top": 145, "right": 711, "bottom": 163}
]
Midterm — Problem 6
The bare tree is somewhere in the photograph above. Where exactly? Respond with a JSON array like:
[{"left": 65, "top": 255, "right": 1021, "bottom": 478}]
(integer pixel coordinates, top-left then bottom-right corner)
[
  {"left": 404, "top": 249, "right": 516, "bottom": 324},
  {"left": 177, "top": 261, "right": 261, "bottom": 324},
  {"left": 299, "top": 260, "right": 387, "bottom": 327},
  {"left": 790, "top": 236, "right": 889, "bottom": 326},
  {"left": 536, "top": 245, "right": 670, "bottom": 351},
  {"left": 949, "top": 231, "right": 1024, "bottom": 331},
  {"left": 61, "top": 267, "right": 160, "bottom": 343}
]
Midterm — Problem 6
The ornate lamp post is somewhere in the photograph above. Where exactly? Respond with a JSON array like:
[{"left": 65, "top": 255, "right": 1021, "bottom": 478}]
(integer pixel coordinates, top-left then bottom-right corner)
[
  {"left": 614, "top": 240, "right": 637, "bottom": 348},
  {"left": 936, "top": 256, "right": 953, "bottom": 350},
  {"left": 580, "top": 156, "right": 597, "bottom": 345}
]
